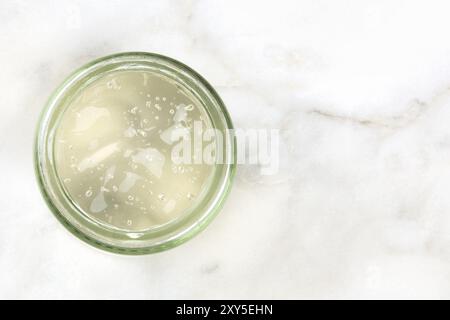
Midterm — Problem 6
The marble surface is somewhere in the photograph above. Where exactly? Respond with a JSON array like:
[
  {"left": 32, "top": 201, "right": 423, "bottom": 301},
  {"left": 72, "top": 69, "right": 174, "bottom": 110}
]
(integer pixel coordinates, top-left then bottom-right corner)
[{"left": 1, "top": 0, "right": 450, "bottom": 299}]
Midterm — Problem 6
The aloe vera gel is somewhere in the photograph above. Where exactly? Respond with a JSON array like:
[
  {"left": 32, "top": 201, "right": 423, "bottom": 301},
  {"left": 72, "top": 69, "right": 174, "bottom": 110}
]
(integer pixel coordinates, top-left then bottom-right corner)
[{"left": 55, "top": 70, "right": 214, "bottom": 231}]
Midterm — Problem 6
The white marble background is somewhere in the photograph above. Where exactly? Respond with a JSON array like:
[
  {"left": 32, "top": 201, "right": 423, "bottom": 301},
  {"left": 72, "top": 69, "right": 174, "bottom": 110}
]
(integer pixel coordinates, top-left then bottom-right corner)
[{"left": 1, "top": 0, "right": 450, "bottom": 299}]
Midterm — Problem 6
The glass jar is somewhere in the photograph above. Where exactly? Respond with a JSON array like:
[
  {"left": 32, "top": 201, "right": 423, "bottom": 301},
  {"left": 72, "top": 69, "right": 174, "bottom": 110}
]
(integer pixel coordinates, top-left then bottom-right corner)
[{"left": 34, "top": 52, "right": 236, "bottom": 254}]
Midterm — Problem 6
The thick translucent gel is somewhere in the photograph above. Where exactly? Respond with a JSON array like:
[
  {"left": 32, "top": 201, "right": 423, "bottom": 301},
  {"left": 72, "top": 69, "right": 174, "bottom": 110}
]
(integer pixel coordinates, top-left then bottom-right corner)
[{"left": 54, "top": 70, "right": 213, "bottom": 231}]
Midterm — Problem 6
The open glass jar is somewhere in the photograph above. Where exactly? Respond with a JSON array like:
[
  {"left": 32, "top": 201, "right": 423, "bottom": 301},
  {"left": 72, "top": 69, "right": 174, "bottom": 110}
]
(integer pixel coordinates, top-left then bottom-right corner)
[{"left": 35, "top": 52, "right": 235, "bottom": 254}]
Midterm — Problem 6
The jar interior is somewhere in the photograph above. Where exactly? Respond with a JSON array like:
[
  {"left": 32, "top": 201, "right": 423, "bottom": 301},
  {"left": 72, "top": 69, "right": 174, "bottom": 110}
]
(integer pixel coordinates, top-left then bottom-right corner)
[{"left": 53, "top": 69, "right": 216, "bottom": 232}]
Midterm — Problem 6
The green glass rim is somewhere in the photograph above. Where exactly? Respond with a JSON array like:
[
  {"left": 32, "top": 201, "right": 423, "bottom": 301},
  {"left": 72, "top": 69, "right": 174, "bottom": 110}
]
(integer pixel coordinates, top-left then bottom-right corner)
[{"left": 34, "top": 52, "right": 236, "bottom": 255}]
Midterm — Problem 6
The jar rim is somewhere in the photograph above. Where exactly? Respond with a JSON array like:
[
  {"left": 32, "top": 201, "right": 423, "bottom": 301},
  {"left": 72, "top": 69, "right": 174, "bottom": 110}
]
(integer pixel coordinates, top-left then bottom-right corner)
[{"left": 34, "top": 52, "right": 236, "bottom": 255}]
